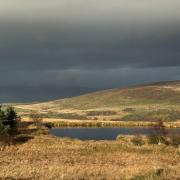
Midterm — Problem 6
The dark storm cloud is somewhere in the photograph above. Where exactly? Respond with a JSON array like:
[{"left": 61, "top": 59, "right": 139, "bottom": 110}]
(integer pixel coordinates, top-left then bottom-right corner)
[
  {"left": 1, "top": 0, "right": 180, "bottom": 71},
  {"left": 0, "top": 0, "right": 180, "bottom": 102},
  {"left": 0, "top": 23, "right": 180, "bottom": 71}
]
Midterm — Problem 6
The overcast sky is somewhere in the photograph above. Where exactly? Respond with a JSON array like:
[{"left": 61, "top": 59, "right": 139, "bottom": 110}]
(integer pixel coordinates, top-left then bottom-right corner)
[{"left": 0, "top": 0, "right": 180, "bottom": 102}]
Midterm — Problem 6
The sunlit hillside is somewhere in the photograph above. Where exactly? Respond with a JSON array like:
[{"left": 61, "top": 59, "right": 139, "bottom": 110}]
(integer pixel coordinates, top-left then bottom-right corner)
[{"left": 17, "top": 80, "right": 180, "bottom": 111}]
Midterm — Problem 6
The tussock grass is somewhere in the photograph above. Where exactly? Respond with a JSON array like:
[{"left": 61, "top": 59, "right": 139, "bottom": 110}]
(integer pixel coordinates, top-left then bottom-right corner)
[
  {"left": 117, "top": 135, "right": 180, "bottom": 148},
  {"left": 0, "top": 133, "right": 179, "bottom": 180}
]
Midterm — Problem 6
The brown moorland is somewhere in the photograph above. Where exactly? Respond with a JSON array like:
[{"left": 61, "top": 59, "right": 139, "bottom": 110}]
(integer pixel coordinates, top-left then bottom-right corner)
[{"left": 0, "top": 124, "right": 179, "bottom": 180}]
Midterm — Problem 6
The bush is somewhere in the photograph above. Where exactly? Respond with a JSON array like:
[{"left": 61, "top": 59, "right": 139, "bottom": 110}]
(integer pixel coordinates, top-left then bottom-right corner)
[
  {"left": 148, "top": 120, "right": 168, "bottom": 145},
  {"left": 148, "top": 135, "right": 168, "bottom": 145},
  {"left": 169, "top": 135, "right": 180, "bottom": 147},
  {"left": 131, "top": 135, "right": 145, "bottom": 146},
  {"left": 116, "top": 135, "right": 129, "bottom": 142},
  {"left": 44, "top": 122, "right": 53, "bottom": 129},
  {"left": 123, "top": 108, "right": 135, "bottom": 112}
]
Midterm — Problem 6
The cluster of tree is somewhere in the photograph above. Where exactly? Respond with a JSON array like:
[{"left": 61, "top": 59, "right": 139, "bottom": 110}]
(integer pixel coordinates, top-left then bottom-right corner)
[{"left": 0, "top": 106, "right": 18, "bottom": 135}]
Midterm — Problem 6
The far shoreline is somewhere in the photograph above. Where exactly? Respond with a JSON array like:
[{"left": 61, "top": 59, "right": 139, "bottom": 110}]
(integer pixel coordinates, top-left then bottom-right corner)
[{"left": 21, "top": 117, "right": 180, "bottom": 128}]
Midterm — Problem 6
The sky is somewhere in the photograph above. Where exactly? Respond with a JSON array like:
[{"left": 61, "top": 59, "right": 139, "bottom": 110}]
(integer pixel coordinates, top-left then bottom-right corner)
[{"left": 0, "top": 0, "right": 180, "bottom": 102}]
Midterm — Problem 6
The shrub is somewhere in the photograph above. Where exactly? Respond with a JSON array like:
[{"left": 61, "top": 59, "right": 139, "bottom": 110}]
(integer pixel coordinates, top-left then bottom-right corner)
[
  {"left": 148, "top": 120, "right": 168, "bottom": 145},
  {"left": 169, "top": 135, "right": 180, "bottom": 147},
  {"left": 123, "top": 108, "right": 135, "bottom": 112},
  {"left": 44, "top": 122, "right": 53, "bottom": 129},
  {"left": 33, "top": 126, "right": 49, "bottom": 135},
  {"left": 131, "top": 135, "right": 145, "bottom": 146},
  {"left": 148, "top": 135, "right": 168, "bottom": 145},
  {"left": 116, "top": 135, "right": 129, "bottom": 142},
  {"left": 96, "top": 122, "right": 102, "bottom": 127}
]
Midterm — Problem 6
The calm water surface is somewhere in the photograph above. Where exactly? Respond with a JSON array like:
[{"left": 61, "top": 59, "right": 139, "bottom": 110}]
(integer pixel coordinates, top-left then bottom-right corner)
[{"left": 50, "top": 127, "right": 180, "bottom": 140}]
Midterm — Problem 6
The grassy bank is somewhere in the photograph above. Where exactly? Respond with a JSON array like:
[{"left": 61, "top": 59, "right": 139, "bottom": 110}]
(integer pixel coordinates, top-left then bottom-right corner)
[{"left": 43, "top": 119, "right": 180, "bottom": 128}]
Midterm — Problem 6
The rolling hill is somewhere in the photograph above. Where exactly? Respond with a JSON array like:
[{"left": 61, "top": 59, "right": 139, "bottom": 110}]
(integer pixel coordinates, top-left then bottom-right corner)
[{"left": 17, "top": 80, "right": 180, "bottom": 111}]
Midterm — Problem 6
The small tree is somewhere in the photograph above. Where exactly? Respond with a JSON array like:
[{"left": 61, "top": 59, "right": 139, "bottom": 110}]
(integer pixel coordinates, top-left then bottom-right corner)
[
  {"left": 0, "top": 106, "right": 18, "bottom": 148},
  {"left": 4, "top": 107, "right": 17, "bottom": 129},
  {"left": 131, "top": 135, "right": 145, "bottom": 146}
]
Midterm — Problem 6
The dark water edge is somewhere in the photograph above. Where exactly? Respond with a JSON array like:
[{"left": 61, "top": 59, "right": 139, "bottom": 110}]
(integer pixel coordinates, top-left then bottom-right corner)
[{"left": 50, "top": 127, "right": 180, "bottom": 140}]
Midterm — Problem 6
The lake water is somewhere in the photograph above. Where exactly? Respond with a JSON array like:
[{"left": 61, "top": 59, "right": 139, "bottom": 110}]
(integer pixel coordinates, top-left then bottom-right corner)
[{"left": 50, "top": 127, "right": 180, "bottom": 140}]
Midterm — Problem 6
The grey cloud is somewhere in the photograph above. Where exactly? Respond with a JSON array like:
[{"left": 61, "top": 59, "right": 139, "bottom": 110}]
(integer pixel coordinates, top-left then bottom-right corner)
[{"left": 0, "top": 22, "right": 180, "bottom": 71}]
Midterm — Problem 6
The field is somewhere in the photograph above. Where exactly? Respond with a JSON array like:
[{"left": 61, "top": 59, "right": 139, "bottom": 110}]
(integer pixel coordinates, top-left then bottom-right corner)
[
  {"left": 16, "top": 106, "right": 180, "bottom": 128},
  {"left": 1, "top": 81, "right": 180, "bottom": 179},
  {"left": 14, "top": 81, "right": 180, "bottom": 129},
  {"left": 0, "top": 124, "right": 180, "bottom": 180}
]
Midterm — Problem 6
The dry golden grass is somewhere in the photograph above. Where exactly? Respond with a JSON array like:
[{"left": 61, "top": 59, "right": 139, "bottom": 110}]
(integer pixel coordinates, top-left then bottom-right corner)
[
  {"left": 16, "top": 104, "right": 180, "bottom": 127},
  {"left": 0, "top": 126, "right": 180, "bottom": 180}
]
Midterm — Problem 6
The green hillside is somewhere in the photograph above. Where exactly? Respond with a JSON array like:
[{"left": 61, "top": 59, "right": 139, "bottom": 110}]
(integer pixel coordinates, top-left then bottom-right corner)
[{"left": 31, "top": 80, "right": 180, "bottom": 110}]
